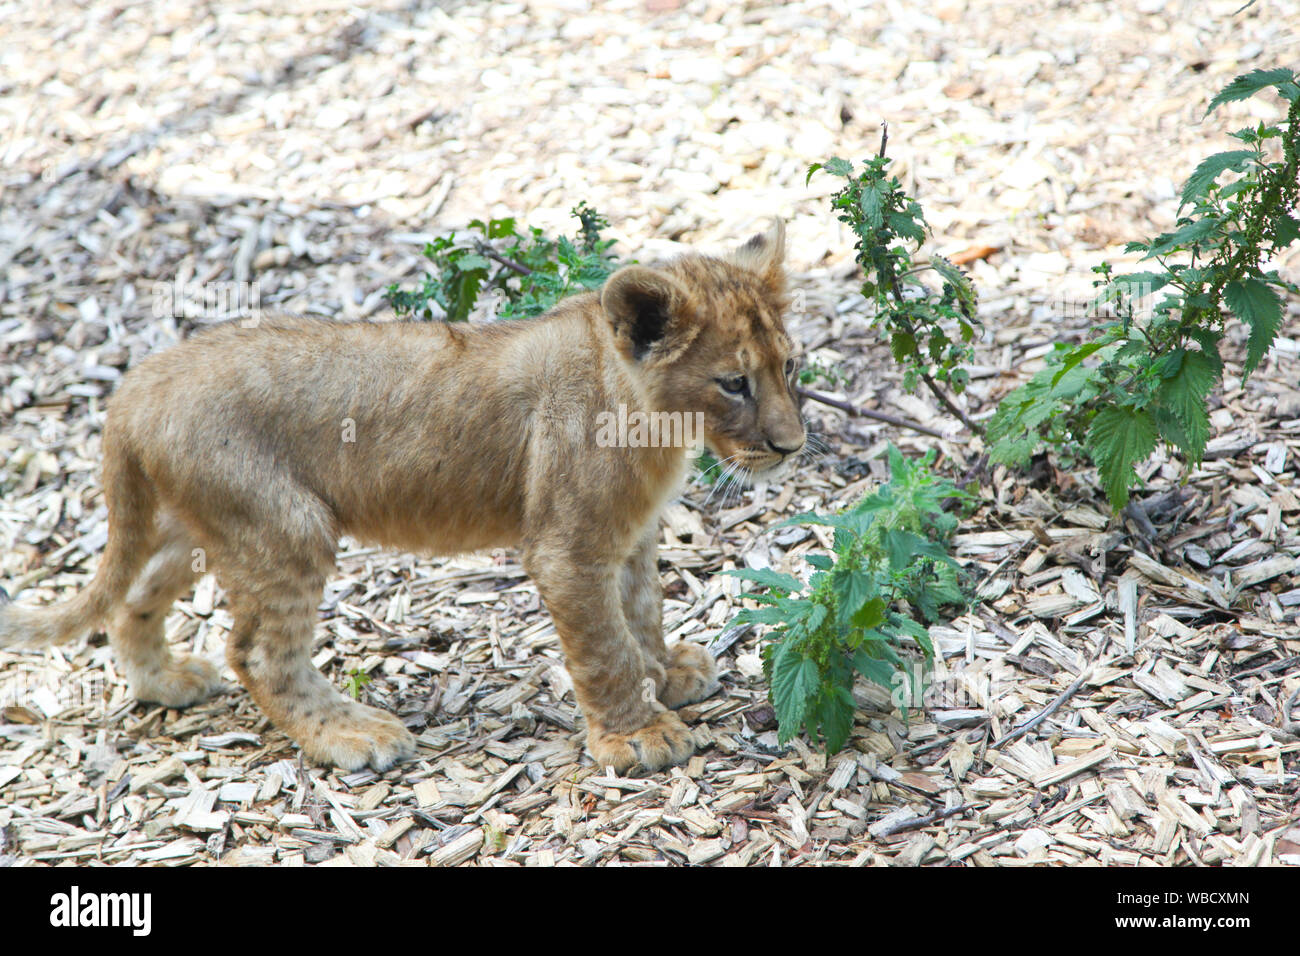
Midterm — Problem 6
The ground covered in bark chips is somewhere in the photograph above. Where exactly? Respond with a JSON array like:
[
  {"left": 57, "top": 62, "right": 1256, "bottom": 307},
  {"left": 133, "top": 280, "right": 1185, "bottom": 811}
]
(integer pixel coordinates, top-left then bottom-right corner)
[{"left": 1, "top": 0, "right": 1298, "bottom": 867}]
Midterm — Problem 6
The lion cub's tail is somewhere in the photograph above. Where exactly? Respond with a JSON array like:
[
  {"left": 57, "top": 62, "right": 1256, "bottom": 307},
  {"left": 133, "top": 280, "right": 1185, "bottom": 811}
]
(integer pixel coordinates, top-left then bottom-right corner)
[{"left": 0, "top": 439, "right": 155, "bottom": 649}]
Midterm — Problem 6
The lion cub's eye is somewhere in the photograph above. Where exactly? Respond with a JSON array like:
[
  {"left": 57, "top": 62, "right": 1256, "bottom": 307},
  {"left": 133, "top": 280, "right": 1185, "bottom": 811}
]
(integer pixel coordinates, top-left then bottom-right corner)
[
  {"left": 784, "top": 357, "right": 798, "bottom": 377},
  {"left": 719, "top": 374, "right": 749, "bottom": 396}
]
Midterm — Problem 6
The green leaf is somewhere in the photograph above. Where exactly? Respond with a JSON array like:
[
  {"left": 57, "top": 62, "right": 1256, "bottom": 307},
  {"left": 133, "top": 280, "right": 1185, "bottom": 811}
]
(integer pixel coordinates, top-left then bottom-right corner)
[
  {"left": 1143, "top": 218, "right": 1222, "bottom": 259},
  {"left": 1108, "top": 271, "right": 1171, "bottom": 296},
  {"left": 852, "top": 649, "right": 897, "bottom": 690},
  {"left": 890, "top": 330, "right": 917, "bottom": 361},
  {"left": 825, "top": 157, "right": 855, "bottom": 176},
  {"left": 1086, "top": 405, "right": 1158, "bottom": 511},
  {"left": 1224, "top": 277, "right": 1283, "bottom": 377},
  {"left": 1186, "top": 327, "right": 1224, "bottom": 375},
  {"left": 861, "top": 628, "right": 903, "bottom": 659},
  {"left": 929, "top": 255, "right": 979, "bottom": 318},
  {"left": 1206, "top": 68, "right": 1298, "bottom": 115},
  {"left": 831, "top": 567, "right": 877, "bottom": 629},
  {"left": 858, "top": 182, "right": 885, "bottom": 231},
  {"left": 737, "top": 590, "right": 792, "bottom": 607},
  {"left": 899, "top": 617, "right": 935, "bottom": 659},
  {"left": 883, "top": 528, "right": 949, "bottom": 572},
  {"left": 732, "top": 606, "right": 793, "bottom": 627},
  {"left": 851, "top": 596, "right": 887, "bottom": 630},
  {"left": 1180, "top": 150, "right": 1256, "bottom": 207},
  {"left": 768, "top": 642, "right": 820, "bottom": 743},
  {"left": 1154, "top": 349, "right": 1218, "bottom": 463},
  {"left": 811, "top": 685, "right": 856, "bottom": 754},
  {"left": 805, "top": 554, "right": 834, "bottom": 571},
  {"left": 446, "top": 270, "right": 485, "bottom": 322},
  {"left": 1275, "top": 214, "right": 1300, "bottom": 248},
  {"left": 1153, "top": 405, "right": 1192, "bottom": 455},
  {"left": 886, "top": 443, "right": 908, "bottom": 480},
  {"left": 1050, "top": 342, "right": 1106, "bottom": 388},
  {"left": 887, "top": 210, "right": 926, "bottom": 243},
  {"left": 723, "top": 568, "right": 803, "bottom": 593},
  {"left": 987, "top": 433, "right": 1041, "bottom": 467},
  {"left": 985, "top": 377, "right": 1058, "bottom": 466},
  {"left": 888, "top": 613, "right": 933, "bottom": 645},
  {"left": 1114, "top": 338, "right": 1149, "bottom": 362}
]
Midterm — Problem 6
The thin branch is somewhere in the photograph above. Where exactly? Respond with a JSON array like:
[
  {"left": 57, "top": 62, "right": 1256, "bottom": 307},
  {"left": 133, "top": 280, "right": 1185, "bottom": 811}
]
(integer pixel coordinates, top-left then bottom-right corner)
[
  {"left": 1232, "top": 654, "right": 1300, "bottom": 681},
  {"left": 920, "top": 371, "right": 983, "bottom": 435},
  {"left": 872, "top": 802, "right": 972, "bottom": 838},
  {"left": 474, "top": 241, "right": 534, "bottom": 276},
  {"left": 797, "top": 386, "right": 949, "bottom": 440},
  {"left": 991, "top": 668, "right": 1093, "bottom": 749}
]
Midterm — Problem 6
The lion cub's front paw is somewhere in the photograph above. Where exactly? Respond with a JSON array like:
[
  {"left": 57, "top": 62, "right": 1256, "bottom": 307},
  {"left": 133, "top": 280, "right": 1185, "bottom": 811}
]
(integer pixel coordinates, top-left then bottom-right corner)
[
  {"left": 589, "top": 710, "right": 696, "bottom": 774},
  {"left": 298, "top": 701, "right": 417, "bottom": 773},
  {"left": 659, "top": 642, "right": 719, "bottom": 709},
  {"left": 130, "top": 654, "right": 225, "bottom": 709}
]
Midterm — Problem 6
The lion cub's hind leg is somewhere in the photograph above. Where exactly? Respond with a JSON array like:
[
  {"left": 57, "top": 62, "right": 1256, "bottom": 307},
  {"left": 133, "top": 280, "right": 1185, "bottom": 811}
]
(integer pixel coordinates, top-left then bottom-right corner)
[
  {"left": 109, "top": 512, "right": 223, "bottom": 708},
  {"left": 620, "top": 529, "right": 718, "bottom": 710},
  {"left": 218, "top": 530, "right": 415, "bottom": 774}
]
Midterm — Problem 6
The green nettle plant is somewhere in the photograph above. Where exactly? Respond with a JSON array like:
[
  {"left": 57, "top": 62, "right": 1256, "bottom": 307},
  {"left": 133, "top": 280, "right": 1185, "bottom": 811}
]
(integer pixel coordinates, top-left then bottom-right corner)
[
  {"left": 385, "top": 201, "right": 619, "bottom": 322},
  {"left": 342, "top": 667, "right": 373, "bottom": 701},
  {"left": 726, "top": 446, "right": 968, "bottom": 755},
  {"left": 986, "top": 68, "right": 1300, "bottom": 509},
  {"left": 808, "top": 150, "right": 982, "bottom": 431}
]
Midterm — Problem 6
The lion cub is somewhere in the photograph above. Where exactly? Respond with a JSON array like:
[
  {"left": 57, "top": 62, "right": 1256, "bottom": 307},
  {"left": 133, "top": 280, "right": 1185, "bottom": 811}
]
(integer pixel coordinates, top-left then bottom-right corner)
[{"left": 0, "top": 223, "right": 804, "bottom": 773}]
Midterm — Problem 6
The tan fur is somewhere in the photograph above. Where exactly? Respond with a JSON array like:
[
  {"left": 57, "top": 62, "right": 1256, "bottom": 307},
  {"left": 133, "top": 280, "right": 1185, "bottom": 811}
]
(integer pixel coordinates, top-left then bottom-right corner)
[{"left": 0, "top": 223, "right": 804, "bottom": 774}]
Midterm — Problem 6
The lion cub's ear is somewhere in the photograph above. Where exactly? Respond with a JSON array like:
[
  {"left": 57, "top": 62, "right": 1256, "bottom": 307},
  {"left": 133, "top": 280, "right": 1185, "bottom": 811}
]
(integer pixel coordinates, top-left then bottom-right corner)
[
  {"left": 728, "top": 219, "right": 787, "bottom": 294},
  {"left": 602, "top": 266, "right": 698, "bottom": 364}
]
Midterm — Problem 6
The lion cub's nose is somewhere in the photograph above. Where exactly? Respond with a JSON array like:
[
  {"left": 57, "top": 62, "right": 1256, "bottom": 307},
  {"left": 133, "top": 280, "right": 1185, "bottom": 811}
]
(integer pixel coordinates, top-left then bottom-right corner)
[{"left": 766, "top": 437, "right": 804, "bottom": 457}]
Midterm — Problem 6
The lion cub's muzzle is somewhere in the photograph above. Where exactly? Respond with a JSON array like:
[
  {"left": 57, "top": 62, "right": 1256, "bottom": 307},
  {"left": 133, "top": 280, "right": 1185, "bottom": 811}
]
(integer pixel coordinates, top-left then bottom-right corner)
[{"left": 758, "top": 414, "right": 806, "bottom": 469}]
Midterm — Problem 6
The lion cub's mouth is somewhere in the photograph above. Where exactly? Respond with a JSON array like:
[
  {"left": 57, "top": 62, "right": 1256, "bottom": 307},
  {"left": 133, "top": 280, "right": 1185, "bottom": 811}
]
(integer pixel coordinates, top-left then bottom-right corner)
[
  {"left": 699, "top": 442, "right": 800, "bottom": 490},
  {"left": 750, "top": 455, "right": 798, "bottom": 482}
]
